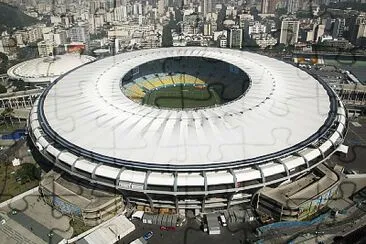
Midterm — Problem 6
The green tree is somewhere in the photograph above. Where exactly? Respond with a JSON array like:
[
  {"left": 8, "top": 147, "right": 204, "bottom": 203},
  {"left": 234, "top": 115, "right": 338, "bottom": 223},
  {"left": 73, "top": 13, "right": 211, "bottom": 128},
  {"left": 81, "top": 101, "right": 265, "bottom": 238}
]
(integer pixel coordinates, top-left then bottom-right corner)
[
  {"left": 15, "top": 163, "right": 41, "bottom": 184},
  {"left": 162, "top": 25, "right": 173, "bottom": 47},
  {"left": 216, "top": 6, "right": 227, "bottom": 31},
  {"left": 0, "top": 84, "right": 7, "bottom": 93}
]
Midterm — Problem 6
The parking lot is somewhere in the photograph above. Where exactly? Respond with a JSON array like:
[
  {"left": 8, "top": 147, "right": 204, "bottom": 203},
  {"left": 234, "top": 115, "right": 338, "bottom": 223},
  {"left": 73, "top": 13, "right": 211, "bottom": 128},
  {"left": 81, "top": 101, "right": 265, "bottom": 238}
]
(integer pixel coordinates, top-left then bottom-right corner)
[{"left": 120, "top": 218, "right": 258, "bottom": 244}]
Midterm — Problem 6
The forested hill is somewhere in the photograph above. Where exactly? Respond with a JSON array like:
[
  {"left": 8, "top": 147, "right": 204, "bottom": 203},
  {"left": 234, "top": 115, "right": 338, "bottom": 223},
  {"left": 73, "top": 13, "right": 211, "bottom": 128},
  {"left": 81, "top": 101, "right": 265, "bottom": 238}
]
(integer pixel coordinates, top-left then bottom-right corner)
[{"left": 0, "top": 3, "right": 38, "bottom": 32}]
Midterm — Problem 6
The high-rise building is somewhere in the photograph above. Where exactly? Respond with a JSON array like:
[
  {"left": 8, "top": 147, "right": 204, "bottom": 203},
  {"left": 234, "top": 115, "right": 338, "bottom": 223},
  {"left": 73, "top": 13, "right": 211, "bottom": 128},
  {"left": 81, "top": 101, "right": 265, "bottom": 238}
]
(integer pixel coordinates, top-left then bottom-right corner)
[
  {"left": 69, "top": 25, "right": 90, "bottom": 43},
  {"left": 287, "top": 0, "right": 300, "bottom": 14},
  {"left": 228, "top": 27, "right": 243, "bottom": 49},
  {"left": 279, "top": 20, "right": 299, "bottom": 45},
  {"left": 261, "top": 0, "right": 280, "bottom": 14},
  {"left": 37, "top": 40, "right": 54, "bottom": 57},
  {"left": 332, "top": 18, "right": 346, "bottom": 39},
  {"left": 203, "top": 0, "right": 212, "bottom": 17},
  {"left": 158, "top": 0, "right": 165, "bottom": 16}
]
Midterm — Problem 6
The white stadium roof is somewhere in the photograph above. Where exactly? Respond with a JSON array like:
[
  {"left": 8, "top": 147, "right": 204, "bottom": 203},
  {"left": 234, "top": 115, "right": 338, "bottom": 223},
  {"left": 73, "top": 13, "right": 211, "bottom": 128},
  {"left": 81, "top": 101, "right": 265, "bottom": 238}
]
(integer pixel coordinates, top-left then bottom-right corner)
[
  {"left": 38, "top": 47, "right": 333, "bottom": 168},
  {"left": 7, "top": 54, "right": 95, "bottom": 83}
]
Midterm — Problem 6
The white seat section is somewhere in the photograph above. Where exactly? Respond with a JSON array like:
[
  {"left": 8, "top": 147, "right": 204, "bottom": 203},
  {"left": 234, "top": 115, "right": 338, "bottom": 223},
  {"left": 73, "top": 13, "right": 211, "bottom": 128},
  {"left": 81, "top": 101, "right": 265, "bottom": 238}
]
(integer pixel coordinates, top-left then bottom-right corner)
[
  {"left": 176, "top": 173, "right": 204, "bottom": 186},
  {"left": 329, "top": 131, "right": 341, "bottom": 145},
  {"left": 206, "top": 171, "right": 234, "bottom": 185},
  {"left": 119, "top": 170, "right": 146, "bottom": 184},
  {"left": 319, "top": 140, "right": 333, "bottom": 154},
  {"left": 58, "top": 151, "right": 78, "bottom": 166},
  {"left": 94, "top": 165, "right": 120, "bottom": 180},
  {"left": 147, "top": 172, "right": 174, "bottom": 186},
  {"left": 74, "top": 159, "right": 96, "bottom": 173},
  {"left": 298, "top": 147, "right": 321, "bottom": 162},
  {"left": 46, "top": 144, "right": 61, "bottom": 158},
  {"left": 259, "top": 162, "right": 286, "bottom": 177},
  {"left": 234, "top": 168, "right": 261, "bottom": 182},
  {"left": 281, "top": 155, "right": 306, "bottom": 171}
]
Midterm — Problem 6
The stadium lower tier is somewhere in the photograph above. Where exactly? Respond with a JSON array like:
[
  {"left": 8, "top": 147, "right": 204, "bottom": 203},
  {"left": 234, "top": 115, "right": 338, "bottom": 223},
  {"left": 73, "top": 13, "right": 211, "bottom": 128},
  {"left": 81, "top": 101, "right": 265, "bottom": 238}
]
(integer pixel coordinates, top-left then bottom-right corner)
[{"left": 28, "top": 98, "right": 348, "bottom": 212}]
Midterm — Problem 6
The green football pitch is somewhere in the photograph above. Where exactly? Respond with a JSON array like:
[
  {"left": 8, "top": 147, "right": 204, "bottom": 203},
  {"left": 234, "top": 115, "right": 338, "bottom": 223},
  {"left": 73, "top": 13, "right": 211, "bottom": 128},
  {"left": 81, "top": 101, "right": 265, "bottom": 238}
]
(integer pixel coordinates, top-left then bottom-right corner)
[{"left": 142, "top": 84, "right": 222, "bottom": 109}]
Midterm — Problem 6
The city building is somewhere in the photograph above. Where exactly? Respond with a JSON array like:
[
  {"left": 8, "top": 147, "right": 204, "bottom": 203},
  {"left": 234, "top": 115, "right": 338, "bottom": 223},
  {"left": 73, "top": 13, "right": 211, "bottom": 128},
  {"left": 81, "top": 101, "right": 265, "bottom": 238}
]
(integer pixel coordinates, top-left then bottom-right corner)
[
  {"left": 228, "top": 27, "right": 243, "bottom": 48},
  {"left": 37, "top": 40, "right": 55, "bottom": 57},
  {"left": 69, "top": 25, "right": 90, "bottom": 43},
  {"left": 280, "top": 20, "right": 300, "bottom": 45}
]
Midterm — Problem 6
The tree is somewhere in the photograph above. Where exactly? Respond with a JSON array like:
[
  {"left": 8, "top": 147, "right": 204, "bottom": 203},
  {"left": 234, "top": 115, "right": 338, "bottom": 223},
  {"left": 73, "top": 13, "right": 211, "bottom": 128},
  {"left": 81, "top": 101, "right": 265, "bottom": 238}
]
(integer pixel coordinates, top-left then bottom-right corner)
[
  {"left": 15, "top": 163, "right": 41, "bottom": 184},
  {"left": 0, "top": 84, "right": 6, "bottom": 94},
  {"left": 216, "top": 6, "right": 227, "bottom": 31},
  {"left": 162, "top": 25, "right": 173, "bottom": 47}
]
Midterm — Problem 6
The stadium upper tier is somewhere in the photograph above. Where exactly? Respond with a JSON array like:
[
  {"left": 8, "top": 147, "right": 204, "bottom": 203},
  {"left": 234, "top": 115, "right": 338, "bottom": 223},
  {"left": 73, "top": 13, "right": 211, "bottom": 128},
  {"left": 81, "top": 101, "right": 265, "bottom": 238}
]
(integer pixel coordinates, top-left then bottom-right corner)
[
  {"left": 30, "top": 48, "right": 346, "bottom": 174},
  {"left": 7, "top": 54, "right": 96, "bottom": 83}
]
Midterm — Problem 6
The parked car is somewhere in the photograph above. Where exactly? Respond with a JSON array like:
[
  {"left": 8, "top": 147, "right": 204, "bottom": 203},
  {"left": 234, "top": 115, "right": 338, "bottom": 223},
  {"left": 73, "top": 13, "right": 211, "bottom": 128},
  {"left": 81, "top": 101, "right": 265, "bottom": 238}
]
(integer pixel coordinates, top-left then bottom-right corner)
[
  {"left": 219, "top": 215, "right": 227, "bottom": 227},
  {"left": 143, "top": 231, "right": 153, "bottom": 240},
  {"left": 160, "top": 226, "right": 176, "bottom": 231}
]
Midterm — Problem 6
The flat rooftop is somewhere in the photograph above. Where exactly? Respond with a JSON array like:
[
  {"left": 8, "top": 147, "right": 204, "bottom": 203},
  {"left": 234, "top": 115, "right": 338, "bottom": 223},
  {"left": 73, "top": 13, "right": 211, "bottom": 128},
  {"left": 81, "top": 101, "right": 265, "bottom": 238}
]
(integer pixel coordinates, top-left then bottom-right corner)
[{"left": 260, "top": 164, "right": 340, "bottom": 208}]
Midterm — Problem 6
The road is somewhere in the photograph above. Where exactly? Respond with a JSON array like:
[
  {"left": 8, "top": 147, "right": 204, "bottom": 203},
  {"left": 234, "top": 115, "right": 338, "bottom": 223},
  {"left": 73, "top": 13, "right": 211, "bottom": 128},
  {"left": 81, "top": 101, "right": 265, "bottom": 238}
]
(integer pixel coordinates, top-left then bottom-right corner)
[{"left": 120, "top": 218, "right": 258, "bottom": 244}]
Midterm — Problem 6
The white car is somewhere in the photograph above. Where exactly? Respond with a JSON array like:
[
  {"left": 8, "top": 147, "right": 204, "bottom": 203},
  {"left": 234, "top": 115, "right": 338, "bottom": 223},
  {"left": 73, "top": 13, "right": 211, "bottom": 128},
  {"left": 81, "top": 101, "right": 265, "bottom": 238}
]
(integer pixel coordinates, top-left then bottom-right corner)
[{"left": 219, "top": 215, "right": 227, "bottom": 227}]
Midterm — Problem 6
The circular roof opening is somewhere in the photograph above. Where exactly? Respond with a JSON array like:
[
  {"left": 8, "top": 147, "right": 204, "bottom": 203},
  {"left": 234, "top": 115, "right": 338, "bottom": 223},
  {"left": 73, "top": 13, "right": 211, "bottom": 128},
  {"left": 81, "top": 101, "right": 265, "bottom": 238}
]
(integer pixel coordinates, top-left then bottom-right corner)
[{"left": 121, "top": 56, "right": 251, "bottom": 110}]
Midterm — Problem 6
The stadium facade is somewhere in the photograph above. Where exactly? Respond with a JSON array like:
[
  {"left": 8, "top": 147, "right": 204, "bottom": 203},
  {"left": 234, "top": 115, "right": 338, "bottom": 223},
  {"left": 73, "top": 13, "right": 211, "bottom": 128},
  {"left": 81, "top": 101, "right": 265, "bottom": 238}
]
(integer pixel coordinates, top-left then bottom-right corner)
[{"left": 28, "top": 47, "right": 347, "bottom": 213}]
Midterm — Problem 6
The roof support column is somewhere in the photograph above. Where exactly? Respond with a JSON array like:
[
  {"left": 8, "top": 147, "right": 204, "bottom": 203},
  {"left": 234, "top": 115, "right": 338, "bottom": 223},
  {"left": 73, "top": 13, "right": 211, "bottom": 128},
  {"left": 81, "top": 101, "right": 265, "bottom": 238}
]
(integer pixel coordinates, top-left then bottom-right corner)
[
  {"left": 203, "top": 171, "right": 207, "bottom": 194},
  {"left": 173, "top": 172, "right": 178, "bottom": 193},
  {"left": 92, "top": 163, "right": 103, "bottom": 180},
  {"left": 229, "top": 169, "right": 238, "bottom": 188},
  {"left": 115, "top": 167, "right": 126, "bottom": 189},
  {"left": 277, "top": 159, "right": 289, "bottom": 177},
  {"left": 295, "top": 152, "right": 309, "bottom": 169},
  {"left": 144, "top": 171, "right": 151, "bottom": 190},
  {"left": 71, "top": 157, "right": 82, "bottom": 173},
  {"left": 256, "top": 166, "right": 265, "bottom": 185}
]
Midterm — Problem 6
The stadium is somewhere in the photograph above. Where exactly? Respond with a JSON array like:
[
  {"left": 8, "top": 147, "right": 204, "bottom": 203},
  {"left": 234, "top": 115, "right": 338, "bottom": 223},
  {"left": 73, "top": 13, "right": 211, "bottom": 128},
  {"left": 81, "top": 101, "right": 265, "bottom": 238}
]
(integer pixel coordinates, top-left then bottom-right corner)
[
  {"left": 28, "top": 47, "right": 347, "bottom": 216},
  {"left": 7, "top": 54, "right": 95, "bottom": 85}
]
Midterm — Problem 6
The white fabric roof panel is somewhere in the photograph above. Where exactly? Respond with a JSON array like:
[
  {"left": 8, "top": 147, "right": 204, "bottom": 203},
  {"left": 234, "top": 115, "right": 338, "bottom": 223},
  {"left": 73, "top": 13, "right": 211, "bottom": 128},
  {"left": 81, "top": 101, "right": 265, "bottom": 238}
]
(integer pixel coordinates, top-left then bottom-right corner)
[{"left": 40, "top": 47, "right": 334, "bottom": 167}]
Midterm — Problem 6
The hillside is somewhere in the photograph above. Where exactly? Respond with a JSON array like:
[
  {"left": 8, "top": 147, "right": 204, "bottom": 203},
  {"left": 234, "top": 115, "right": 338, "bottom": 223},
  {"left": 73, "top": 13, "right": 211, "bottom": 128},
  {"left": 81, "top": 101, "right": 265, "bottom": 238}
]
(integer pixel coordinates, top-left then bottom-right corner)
[{"left": 0, "top": 3, "right": 38, "bottom": 32}]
